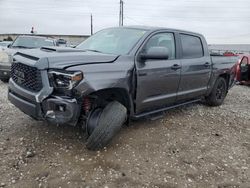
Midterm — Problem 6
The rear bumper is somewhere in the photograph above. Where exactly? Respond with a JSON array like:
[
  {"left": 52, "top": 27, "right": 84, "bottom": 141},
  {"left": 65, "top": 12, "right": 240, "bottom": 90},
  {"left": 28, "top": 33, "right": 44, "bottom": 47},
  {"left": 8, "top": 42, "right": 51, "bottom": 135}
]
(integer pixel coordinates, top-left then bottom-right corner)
[
  {"left": 0, "top": 64, "right": 11, "bottom": 79},
  {"left": 8, "top": 78, "right": 80, "bottom": 125}
]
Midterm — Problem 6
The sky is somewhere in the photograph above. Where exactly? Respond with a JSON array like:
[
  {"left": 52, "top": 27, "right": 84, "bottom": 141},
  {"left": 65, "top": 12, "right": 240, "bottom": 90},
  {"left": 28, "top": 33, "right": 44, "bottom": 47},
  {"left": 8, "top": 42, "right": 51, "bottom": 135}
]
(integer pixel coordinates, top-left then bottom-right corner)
[{"left": 0, "top": 0, "right": 250, "bottom": 44}]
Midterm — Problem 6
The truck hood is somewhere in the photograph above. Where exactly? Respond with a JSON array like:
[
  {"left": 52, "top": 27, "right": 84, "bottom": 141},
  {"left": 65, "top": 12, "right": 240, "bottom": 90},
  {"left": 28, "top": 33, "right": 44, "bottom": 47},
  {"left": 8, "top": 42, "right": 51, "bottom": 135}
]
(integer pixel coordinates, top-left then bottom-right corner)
[
  {"left": 13, "top": 47, "right": 119, "bottom": 69},
  {"left": 4, "top": 47, "right": 29, "bottom": 56}
]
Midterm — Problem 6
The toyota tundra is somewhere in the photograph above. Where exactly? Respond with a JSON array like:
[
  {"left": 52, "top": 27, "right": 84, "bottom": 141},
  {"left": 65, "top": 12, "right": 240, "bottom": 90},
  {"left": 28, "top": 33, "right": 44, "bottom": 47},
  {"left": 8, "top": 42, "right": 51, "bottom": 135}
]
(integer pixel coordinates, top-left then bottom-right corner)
[{"left": 8, "top": 26, "right": 238, "bottom": 150}]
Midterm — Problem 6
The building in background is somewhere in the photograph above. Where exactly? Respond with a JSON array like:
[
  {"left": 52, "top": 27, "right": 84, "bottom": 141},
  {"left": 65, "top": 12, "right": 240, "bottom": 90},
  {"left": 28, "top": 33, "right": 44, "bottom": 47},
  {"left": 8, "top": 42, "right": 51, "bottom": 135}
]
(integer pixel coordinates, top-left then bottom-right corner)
[{"left": 0, "top": 34, "right": 89, "bottom": 46}]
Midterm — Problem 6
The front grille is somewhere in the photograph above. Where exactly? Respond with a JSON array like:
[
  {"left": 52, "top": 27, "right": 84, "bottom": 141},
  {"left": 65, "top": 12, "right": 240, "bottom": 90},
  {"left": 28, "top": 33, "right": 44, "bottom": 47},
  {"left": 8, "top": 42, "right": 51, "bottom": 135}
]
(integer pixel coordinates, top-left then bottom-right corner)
[{"left": 11, "top": 63, "right": 43, "bottom": 92}]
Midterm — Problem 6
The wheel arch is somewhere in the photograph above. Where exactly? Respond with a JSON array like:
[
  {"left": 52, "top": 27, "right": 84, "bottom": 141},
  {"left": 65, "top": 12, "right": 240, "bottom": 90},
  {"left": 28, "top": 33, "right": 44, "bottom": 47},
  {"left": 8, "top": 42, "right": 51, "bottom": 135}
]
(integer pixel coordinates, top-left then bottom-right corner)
[
  {"left": 88, "top": 87, "right": 133, "bottom": 115},
  {"left": 206, "top": 72, "right": 231, "bottom": 97},
  {"left": 218, "top": 73, "right": 230, "bottom": 90}
]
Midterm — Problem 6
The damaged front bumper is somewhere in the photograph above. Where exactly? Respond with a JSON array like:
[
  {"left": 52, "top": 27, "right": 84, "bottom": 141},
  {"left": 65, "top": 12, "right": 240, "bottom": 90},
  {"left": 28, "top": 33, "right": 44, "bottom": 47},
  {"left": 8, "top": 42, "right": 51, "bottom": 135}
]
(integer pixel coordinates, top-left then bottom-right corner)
[
  {"left": 42, "top": 96, "right": 80, "bottom": 125},
  {"left": 8, "top": 78, "right": 80, "bottom": 125}
]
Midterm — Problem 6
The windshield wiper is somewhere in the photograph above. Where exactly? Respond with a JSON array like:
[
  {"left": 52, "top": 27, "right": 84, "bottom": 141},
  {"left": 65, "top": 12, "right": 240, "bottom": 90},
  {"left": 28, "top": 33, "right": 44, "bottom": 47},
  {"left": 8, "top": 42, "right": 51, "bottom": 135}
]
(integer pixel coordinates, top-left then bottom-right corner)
[
  {"left": 12, "top": 45, "right": 31, "bottom": 49},
  {"left": 84, "top": 49, "right": 103, "bottom": 53}
]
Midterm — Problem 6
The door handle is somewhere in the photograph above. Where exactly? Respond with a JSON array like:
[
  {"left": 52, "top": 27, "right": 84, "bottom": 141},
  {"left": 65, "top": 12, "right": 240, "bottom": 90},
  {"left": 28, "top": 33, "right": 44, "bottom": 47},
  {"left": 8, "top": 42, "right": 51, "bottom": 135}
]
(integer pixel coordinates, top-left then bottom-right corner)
[
  {"left": 204, "top": 62, "right": 211, "bottom": 67},
  {"left": 171, "top": 64, "right": 181, "bottom": 70},
  {"left": 138, "top": 72, "right": 147, "bottom": 76}
]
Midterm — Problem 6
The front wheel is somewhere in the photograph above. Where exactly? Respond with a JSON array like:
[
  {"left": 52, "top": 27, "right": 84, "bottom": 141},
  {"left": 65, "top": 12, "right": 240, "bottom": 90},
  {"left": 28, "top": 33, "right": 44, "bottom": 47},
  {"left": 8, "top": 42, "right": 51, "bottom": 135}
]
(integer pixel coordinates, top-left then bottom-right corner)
[
  {"left": 206, "top": 77, "right": 227, "bottom": 106},
  {"left": 86, "top": 101, "right": 127, "bottom": 150}
]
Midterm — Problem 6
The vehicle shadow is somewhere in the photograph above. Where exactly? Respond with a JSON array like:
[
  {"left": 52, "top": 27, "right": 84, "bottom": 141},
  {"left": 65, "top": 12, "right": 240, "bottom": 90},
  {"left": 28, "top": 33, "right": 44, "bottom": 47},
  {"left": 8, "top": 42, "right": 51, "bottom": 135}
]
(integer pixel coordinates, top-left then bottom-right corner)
[{"left": 24, "top": 100, "right": 205, "bottom": 151}]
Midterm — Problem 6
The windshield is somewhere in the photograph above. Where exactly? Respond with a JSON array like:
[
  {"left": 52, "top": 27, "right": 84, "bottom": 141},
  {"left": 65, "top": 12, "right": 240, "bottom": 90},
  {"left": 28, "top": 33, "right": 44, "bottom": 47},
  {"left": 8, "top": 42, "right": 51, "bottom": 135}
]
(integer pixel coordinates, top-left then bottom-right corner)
[
  {"left": 77, "top": 28, "right": 147, "bottom": 55},
  {"left": 12, "top": 36, "right": 55, "bottom": 48}
]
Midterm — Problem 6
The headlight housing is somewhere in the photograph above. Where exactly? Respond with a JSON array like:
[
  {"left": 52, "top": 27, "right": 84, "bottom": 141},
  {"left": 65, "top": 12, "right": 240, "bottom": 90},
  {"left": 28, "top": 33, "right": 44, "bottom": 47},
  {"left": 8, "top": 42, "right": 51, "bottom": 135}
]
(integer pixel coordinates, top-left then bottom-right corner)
[
  {"left": 48, "top": 70, "right": 83, "bottom": 90},
  {"left": 0, "top": 51, "right": 10, "bottom": 64}
]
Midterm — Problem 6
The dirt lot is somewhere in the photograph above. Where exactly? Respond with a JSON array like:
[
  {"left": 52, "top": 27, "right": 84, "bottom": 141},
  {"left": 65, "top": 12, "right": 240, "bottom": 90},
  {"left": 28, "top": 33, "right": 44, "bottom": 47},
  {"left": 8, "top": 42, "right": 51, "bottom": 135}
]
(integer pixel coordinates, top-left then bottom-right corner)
[{"left": 0, "top": 81, "right": 250, "bottom": 188}]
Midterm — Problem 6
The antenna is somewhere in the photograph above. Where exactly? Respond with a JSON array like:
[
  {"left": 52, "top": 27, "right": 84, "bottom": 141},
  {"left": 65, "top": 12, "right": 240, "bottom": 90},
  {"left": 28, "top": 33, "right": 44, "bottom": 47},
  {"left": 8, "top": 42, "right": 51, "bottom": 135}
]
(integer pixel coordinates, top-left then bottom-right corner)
[
  {"left": 119, "top": 0, "right": 124, "bottom": 26},
  {"left": 91, "top": 14, "right": 93, "bottom": 35}
]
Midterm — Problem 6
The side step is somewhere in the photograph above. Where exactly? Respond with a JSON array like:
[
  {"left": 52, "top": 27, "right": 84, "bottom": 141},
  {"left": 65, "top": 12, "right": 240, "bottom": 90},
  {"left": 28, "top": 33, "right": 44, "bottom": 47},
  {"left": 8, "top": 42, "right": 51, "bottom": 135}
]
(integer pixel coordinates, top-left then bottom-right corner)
[{"left": 132, "top": 99, "right": 201, "bottom": 120}]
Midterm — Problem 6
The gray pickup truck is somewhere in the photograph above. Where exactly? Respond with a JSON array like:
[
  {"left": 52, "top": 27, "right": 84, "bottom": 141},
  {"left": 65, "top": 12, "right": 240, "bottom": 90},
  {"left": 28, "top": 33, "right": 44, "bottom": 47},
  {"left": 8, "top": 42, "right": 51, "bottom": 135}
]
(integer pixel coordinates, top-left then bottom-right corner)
[{"left": 8, "top": 26, "right": 237, "bottom": 150}]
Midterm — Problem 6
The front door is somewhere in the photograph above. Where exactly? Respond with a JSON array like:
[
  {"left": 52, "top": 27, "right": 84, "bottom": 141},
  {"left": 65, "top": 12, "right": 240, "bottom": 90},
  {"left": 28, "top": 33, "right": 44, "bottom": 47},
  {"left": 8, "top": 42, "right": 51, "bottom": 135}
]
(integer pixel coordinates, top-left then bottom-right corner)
[{"left": 135, "top": 32, "right": 181, "bottom": 114}]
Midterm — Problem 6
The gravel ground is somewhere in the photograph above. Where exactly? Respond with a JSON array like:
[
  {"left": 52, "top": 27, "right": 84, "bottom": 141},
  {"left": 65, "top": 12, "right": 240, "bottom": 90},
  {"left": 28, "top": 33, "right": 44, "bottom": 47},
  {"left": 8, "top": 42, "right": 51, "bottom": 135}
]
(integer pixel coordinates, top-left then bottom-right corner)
[{"left": 0, "top": 81, "right": 250, "bottom": 188}]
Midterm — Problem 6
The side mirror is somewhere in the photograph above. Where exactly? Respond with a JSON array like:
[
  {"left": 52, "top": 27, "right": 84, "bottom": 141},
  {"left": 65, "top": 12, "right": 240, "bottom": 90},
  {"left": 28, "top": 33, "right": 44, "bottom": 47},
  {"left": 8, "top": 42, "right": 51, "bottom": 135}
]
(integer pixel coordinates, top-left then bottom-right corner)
[
  {"left": 140, "top": 47, "right": 169, "bottom": 60},
  {"left": 7, "top": 44, "right": 11, "bottom": 48}
]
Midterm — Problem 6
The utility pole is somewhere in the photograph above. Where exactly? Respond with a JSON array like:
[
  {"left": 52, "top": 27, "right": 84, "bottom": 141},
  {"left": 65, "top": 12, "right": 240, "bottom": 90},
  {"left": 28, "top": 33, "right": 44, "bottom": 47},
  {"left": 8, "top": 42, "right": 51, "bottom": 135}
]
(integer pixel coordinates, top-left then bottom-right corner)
[
  {"left": 119, "top": 0, "right": 124, "bottom": 26},
  {"left": 90, "top": 14, "right": 93, "bottom": 35},
  {"left": 121, "top": 0, "right": 124, "bottom": 26}
]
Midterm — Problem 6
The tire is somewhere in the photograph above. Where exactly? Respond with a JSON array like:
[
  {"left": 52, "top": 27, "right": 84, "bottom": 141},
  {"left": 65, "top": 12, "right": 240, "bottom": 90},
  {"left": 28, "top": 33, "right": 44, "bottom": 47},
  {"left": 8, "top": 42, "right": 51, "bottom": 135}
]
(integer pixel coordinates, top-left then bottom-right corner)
[
  {"left": 206, "top": 77, "right": 227, "bottom": 106},
  {"left": 86, "top": 101, "right": 127, "bottom": 150}
]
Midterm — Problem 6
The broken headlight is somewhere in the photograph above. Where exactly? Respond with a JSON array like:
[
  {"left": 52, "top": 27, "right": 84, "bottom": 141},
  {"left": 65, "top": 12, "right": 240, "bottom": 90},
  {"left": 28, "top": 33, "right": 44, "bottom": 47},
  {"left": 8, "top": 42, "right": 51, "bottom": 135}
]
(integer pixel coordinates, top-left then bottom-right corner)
[{"left": 48, "top": 70, "right": 83, "bottom": 90}]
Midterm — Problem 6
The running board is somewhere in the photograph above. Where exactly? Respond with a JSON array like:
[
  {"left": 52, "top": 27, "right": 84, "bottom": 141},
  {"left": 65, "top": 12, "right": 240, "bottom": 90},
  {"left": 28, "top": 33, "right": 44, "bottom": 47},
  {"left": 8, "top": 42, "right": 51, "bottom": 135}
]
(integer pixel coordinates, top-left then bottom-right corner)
[{"left": 132, "top": 99, "right": 201, "bottom": 119}]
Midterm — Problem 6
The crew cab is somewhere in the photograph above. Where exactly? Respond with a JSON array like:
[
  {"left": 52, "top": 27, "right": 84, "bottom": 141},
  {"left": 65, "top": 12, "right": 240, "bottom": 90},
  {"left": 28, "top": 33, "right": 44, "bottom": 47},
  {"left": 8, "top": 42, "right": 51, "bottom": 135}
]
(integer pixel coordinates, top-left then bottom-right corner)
[{"left": 8, "top": 26, "right": 238, "bottom": 150}]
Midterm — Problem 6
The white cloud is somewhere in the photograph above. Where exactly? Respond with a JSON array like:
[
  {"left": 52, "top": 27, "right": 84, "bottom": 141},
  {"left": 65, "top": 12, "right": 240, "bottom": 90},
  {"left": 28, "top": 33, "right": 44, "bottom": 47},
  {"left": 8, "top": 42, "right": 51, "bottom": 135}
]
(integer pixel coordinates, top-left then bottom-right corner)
[{"left": 0, "top": 0, "right": 250, "bottom": 43}]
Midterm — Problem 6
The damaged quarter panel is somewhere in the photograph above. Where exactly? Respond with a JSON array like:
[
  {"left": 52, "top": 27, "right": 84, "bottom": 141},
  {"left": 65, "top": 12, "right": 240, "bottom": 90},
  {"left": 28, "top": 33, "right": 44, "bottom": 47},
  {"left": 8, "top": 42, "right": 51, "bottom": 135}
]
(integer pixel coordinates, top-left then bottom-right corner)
[{"left": 206, "top": 56, "right": 238, "bottom": 95}]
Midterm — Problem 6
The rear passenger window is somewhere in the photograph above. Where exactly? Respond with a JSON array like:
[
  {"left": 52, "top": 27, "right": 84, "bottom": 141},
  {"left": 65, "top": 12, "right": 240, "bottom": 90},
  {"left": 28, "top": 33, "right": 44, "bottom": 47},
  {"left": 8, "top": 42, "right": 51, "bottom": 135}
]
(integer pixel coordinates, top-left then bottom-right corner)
[{"left": 180, "top": 34, "right": 204, "bottom": 58}]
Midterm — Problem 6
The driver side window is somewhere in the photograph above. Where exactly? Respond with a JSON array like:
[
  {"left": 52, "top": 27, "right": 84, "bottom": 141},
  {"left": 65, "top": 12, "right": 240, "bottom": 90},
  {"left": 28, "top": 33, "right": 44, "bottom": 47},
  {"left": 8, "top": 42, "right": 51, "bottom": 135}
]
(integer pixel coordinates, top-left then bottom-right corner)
[{"left": 144, "top": 33, "right": 176, "bottom": 59}]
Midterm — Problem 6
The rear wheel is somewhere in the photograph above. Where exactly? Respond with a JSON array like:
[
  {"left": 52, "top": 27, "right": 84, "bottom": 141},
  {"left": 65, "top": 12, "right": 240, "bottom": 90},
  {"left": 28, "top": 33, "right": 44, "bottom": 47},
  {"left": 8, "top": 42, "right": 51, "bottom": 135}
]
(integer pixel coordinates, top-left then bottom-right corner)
[
  {"left": 206, "top": 77, "right": 227, "bottom": 106},
  {"left": 86, "top": 101, "right": 127, "bottom": 150}
]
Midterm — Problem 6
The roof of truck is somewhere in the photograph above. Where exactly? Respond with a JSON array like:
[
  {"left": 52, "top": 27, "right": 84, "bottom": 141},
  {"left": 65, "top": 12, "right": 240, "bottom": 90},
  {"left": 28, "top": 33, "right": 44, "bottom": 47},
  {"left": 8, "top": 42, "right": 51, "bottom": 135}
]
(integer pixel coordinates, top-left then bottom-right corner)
[{"left": 118, "top": 25, "right": 203, "bottom": 36}]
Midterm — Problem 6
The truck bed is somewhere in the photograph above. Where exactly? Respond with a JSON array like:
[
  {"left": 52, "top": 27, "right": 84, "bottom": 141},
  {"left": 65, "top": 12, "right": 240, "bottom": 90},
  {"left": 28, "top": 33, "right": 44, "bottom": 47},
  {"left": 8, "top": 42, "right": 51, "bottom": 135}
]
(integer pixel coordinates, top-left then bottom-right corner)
[
  {"left": 211, "top": 55, "right": 239, "bottom": 66},
  {"left": 210, "top": 55, "right": 239, "bottom": 89},
  {"left": 211, "top": 55, "right": 238, "bottom": 71}
]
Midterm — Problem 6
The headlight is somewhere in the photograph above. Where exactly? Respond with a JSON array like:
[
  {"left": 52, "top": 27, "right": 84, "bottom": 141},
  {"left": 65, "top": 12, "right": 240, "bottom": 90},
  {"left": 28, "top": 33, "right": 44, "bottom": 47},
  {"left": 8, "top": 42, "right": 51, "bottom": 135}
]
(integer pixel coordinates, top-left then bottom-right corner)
[
  {"left": 48, "top": 70, "right": 83, "bottom": 90},
  {"left": 0, "top": 51, "right": 10, "bottom": 63}
]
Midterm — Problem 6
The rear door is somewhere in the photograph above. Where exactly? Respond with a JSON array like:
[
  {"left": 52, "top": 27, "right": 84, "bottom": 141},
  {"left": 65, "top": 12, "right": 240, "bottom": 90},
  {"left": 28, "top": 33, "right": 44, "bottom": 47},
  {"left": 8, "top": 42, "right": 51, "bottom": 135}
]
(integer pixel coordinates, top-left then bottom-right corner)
[
  {"left": 177, "top": 34, "right": 211, "bottom": 101},
  {"left": 135, "top": 32, "right": 181, "bottom": 114}
]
